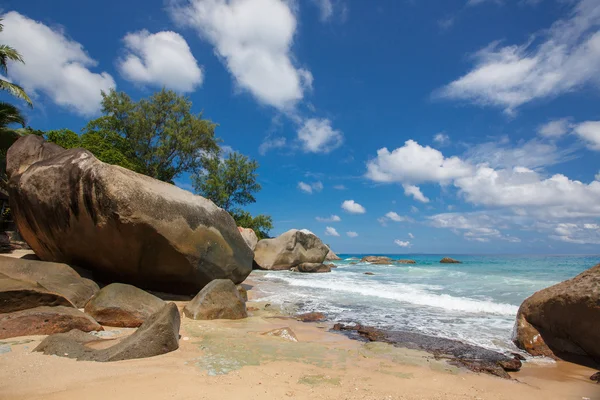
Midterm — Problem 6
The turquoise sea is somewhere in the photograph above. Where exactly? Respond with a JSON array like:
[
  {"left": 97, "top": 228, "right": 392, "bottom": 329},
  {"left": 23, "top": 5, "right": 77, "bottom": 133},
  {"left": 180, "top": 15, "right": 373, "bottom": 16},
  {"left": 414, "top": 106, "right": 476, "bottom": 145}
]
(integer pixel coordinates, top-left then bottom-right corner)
[{"left": 254, "top": 254, "right": 599, "bottom": 355}]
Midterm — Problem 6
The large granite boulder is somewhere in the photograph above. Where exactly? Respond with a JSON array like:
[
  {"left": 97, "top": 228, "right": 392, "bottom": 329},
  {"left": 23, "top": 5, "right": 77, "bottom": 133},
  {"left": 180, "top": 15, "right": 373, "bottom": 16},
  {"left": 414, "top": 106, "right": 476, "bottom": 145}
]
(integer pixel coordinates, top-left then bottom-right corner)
[
  {"left": 0, "top": 256, "right": 98, "bottom": 307},
  {"left": 254, "top": 229, "right": 329, "bottom": 270},
  {"left": 0, "top": 273, "right": 74, "bottom": 313},
  {"left": 7, "top": 137, "right": 253, "bottom": 294},
  {"left": 34, "top": 302, "right": 180, "bottom": 361},
  {"left": 238, "top": 227, "right": 258, "bottom": 251},
  {"left": 84, "top": 283, "right": 165, "bottom": 328},
  {"left": 0, "top": 306, "right": 102, "bottom": 339},
  {"left": 183, "top": 279, "right": 247, "bottom": 320},
  {"left": 291, "top": 263, "right": 331, "bottom": 273},
  {"left": 5, "top": 134, "right": 63, "bottom": 178},
  {"left": 325, "top": 248, "right": 341, "bottom": 261},
  {"left": 513, "top": 264, "right": 600, "bottom": 366}
]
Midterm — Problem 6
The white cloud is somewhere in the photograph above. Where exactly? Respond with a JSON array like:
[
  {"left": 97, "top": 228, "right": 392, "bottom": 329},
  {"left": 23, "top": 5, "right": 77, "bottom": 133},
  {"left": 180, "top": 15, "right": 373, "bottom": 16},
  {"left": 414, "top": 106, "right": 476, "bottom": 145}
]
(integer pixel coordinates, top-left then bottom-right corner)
[
  {"left": 573, "top": 121, "right": 600, "bottom": 150},
  {"left": 403, "top": 184, "right": 430, "bottom": 203},
  {"left": 316, "top": 215, "right": 341, "bottom": 222},
  {"left": 346, "top": 231, "right": 358, "bottom": 238},
  {"left": 429, "top": 212, "right": 521, "bottom": 243},
  {"left": 325, "top": 226, "right": 340, "bottom": 236},
  {"left": 437, "top": 0, "right": 600, "bottom": 114},
  {"left": 342, "top": 200, "right": 366, "bottom": 214},
  {"left": 312, "top": 0, "right": 333, "bottom": 21},
  {"left": 118, "top": 30, "right": 202, "bottom": 92},
  {"left": 366, "top": 140, "right": 472, "bottom": 184},
  {"left": 434, "top": 132, "right": 450, "bottom": 146},
  {"left": 333, "top": 184, "right": 346, "bottom": 190},
  {"left": 298, "top": 181, "right": 323, "bottom": 194},
  {"left": 596, "top": 171, "right": 600, "bottom": 181},
  {"left": 394, "top": 240, "right": 411, "bottom": 248},
  {"left": 385, "top": 212, "right": 408, "bottom": 222},
  {"left": 550, "top": 222, "right": 600, "bottom": 244},
  {"left": 538, "top": 118, "right": 571, "bottom": 138},
  {"left": 2, "top": 11, "right": 116, "bottom": 116},
  {"left": 408, "top": 233, "right": 415, "bottom": 239},
  {"left": 411, "top": 206, "right": 419, "bottom": 213},
  {"left": 258, "top": 136, "right": 286, "bottom": 155},
  {"left": 168, "top": 0, "right": 312, "bottom": 110},
  {"left": 298, "top": 118, "right": 343, "bottom": 153}
]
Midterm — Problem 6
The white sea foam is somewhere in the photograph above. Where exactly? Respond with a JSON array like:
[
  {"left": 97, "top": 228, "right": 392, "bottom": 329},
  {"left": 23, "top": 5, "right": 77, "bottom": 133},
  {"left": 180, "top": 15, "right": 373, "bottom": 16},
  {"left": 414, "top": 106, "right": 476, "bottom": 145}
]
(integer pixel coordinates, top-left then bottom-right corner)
[{"left": 266, "top": 273, "right": 518, "bottom": 316}]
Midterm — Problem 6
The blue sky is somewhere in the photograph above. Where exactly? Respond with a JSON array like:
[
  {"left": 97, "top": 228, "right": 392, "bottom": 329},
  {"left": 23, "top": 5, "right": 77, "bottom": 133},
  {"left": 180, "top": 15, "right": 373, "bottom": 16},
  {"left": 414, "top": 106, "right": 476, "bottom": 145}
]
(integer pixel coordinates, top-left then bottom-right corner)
[{"left": 2, "top": 0, "right": 600, "bottom": 254}]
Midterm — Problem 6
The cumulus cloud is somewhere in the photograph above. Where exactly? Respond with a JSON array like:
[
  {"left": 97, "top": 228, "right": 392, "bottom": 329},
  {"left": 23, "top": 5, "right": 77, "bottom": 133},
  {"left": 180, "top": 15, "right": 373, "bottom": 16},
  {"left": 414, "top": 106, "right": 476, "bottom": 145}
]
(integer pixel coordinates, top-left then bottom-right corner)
[
  {"left": 298, "top": 181, "right": 323, "bottom": 194},
  {"left": 118, "top": 30, "right": 203, "bottom": 92},
  {"left": 550, "top": 222, "right": 600, "bottom": 244},
  {"left": 437, "top": 0, "right": 600, "bottom": 114},
  {"left": 168, "top": 0, "right": 312, "bottom": 110},
  {"left": 385, "top": 212, "right": 409, "bottom": 222},
  {"left": 325, "top": 226, "right": 340, "bottom": 236},
  {"left": 366, "top": 140, "right": 472, "bottom": 184},
  {"left": 538, "top": 118, "right": 571, "bottom": 138},
  {"left": 316, "top": 215, "right": 341, "bottom": 222},
  {"left": 572, "top": 121, "right": 600, "bottom": 150},
  {"left": 408, "top": 233, "right": 415, "bottom": 239},
  {"left": 258, "top": 136, "right": 287, "bottom": 155},
  {"left": 433, "top": 132, "right": 450, "bottom": 146},
  {"left": 342, "top": 200, "right": 366, "bottom": 214},
  {"left": 346, "top": 231, "right": 358, "bottom": 237},
  {"left": 429, "top": 212, "right": 521, "bottom": 243},
  {"left": 394, "top": 240, "right": 411, "bottom": 247},
  {"left": 411, "top": 206, "right": 419, "bottom": 213},
  {"left": 312, "top": 0, "right": 333, "bottom": 21},
  {"left": 403, "top": 184, "right": 430, "bottom": 203},
  {"left": 298, "top": 118, "right": 344, "bottom": 153},
  {"left": 1, "top": 11, "right": 116, "bottom": 115}
]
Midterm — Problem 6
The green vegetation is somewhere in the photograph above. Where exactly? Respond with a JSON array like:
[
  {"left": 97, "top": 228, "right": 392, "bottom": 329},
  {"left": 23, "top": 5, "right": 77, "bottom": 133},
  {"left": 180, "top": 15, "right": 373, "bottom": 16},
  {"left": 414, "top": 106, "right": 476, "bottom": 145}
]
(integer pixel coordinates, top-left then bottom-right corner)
[
  {"left": 193, "top": 151, "right": 273, "bottom": 238},
  {"left": 0, "top": 20, "right": 32, "bottom": 107}
]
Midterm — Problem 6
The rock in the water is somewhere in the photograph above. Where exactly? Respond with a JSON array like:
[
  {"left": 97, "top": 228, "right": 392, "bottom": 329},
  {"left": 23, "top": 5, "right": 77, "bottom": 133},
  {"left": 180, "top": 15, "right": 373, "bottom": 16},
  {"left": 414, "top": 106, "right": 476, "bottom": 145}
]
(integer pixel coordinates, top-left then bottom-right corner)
[
  {"left": 7, "top": 137, "right": 253, "bottom": 294},
  {"left": 84, "top": 283, "right": 165, "bottom": 328},
  {"left": 261, "top": 327, "right": 298, "bottom": 342},
  {"left": 513, "top": 264, "right": 600, "bottom": 366},
  {"left": 360, "top": 256, "right": 393, "bottom": 264},
  {"left": 0, "top": 306, "right": 102, "bottom": 339},
  {"left": 0, "top": 273, "right": 74, "bottom": 313},
  {"left": 183, "top": 279, "right": 247, "bottom": 320},
  {"left": 364, "top": 272, "right": 375, "bottom": 276},
  {"left": 34, "top": 302, "right": 180, "bottom": 361},
  {"left": 325, "top": 248, "right": 341, "bottom": 261},
  {"left": 440, "top": 257, "right": 461, "bottom": 263},
  {"left": 296, "top": 312, "right": 326, "bottom": 322},
  {"left": 0, "top": 256, "right": 98, "bottom": 307},
  {"left": 254, "top": 229, "right": 329, "bottom": 270},
  {"left": 238, "top": 227, "right": 258, "bottom": 251},
  {"left": 396, "top": 259, "right": 416, "bottom": 264},
  {"left": 292, "top": 263, "right": 331, "bottom": 273}
]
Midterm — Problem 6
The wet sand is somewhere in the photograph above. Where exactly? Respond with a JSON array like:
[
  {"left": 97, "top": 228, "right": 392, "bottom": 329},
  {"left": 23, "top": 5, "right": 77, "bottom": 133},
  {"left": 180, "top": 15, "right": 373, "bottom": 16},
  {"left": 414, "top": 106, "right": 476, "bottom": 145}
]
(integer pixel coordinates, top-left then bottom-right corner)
[{"left": 0, "top": 273, "right": 598, "bottom": 399}]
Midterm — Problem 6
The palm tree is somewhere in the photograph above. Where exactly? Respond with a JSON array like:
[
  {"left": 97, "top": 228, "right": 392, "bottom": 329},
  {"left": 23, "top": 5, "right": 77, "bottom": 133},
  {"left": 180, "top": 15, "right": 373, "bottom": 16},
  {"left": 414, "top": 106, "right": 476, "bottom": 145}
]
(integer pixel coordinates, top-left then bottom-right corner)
[{"left": 0, "top": 20, "right": 32, "bottom": 107}]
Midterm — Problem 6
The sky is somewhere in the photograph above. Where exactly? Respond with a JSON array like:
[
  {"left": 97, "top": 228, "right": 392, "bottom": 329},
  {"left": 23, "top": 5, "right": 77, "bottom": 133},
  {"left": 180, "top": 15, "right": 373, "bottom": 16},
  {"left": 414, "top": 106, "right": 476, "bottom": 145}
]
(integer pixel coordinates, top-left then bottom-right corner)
[{"left": 2, "top": 0, "right": 600, "bottom": 254}]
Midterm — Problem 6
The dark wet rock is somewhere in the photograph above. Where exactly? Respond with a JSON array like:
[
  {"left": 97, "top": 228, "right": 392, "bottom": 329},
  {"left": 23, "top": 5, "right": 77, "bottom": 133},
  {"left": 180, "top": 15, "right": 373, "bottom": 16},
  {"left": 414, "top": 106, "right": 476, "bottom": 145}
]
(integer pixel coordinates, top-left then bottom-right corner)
[
  {"left": 261, "top": 327, "right": 298, "bottom": 342},
  {"left": 591, "top": 372, "right": 600, "bottom": 383},
  {"left": 84, "top": 283, "right": 165, "bottom": 328},
  {"left": 0, "top": 306, "right": 102, "bottom": 339},
  {"left": 364, "top": 272, "right": 375, "bottom": 276},
  {"left": 513, "top": 263, "right": 600, "bottom": 367},
  {"left": 332, "top": 323, "right": 521, "bottom": 379},
  {"left": 325, "top": 248, "right": 342, "bottom": 261},
  {"left": 360, "top": 256, "right": 393, "bottom": 264},
  {"left": 254, "top": 229, "right": 329, "bottom": 270},
  {"left": 7, "top": 137, "right": 253, "bottom": 295},
  {"left": 296, "top": 312, "right": 326, "bottom": 322},
  {"left": 34, "top": 302, "right": 180, "bottom": 361},
  {"left": 292, "top": 263, "right": 331, "bottom": 273},
  {"left": 440, "top": 257, "right": 461, "bottom": 263},
  {"left": 183, "top": 279, "right": 247, "bottom": 320},
  {"left": 0, "top": 273, "right": 74, "bottom": 313},
  {"left": 0, "top": 256, "right": 98, "bottom": 308},
  {"left": 396, "top": 259, "right": 416, "bottom": 264}
]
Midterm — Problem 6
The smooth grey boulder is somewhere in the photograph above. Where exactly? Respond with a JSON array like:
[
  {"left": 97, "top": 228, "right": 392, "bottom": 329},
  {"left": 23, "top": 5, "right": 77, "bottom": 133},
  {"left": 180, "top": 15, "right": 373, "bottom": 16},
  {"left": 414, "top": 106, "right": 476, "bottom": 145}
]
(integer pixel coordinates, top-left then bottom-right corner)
[
  {"left": 34, "top": 302, "right": 180, "bottom": 361},
  {"left": 7, "top": 137, "right": 253, "bottom": 294},
  {"left": 5, "top": 134, "right": 63, "bottom": 178},
  {"left": 292, "top": 263, "right": 331, "bottom": 273},
  {"left": 84, "top": 283, "right": 165, "bottom": 328},
  {"left": 0, "top": 256, "right": 98, "bottom": 307},
  {"left": 238, "top": 227, "right": 258, "bottom": 251},
  {"left": 254, "top": 229, "right": 329, "bottom": 270},
  {"left": 184, "top": 279, "right": 247, "bottom": 320}
]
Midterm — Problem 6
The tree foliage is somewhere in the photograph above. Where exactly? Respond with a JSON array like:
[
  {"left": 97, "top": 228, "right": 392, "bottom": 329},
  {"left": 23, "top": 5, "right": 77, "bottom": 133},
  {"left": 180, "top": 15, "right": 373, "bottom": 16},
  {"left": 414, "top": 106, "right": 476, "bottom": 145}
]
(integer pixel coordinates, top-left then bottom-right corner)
[
  {"left": 193, "top": 151, "right": 272, "bottom": 238},
  {"left": 84, "top": 89, "right": 219, "bottom": 183},
  {"left": 0, "top": 21, "right": 32, "bottom": 107}
]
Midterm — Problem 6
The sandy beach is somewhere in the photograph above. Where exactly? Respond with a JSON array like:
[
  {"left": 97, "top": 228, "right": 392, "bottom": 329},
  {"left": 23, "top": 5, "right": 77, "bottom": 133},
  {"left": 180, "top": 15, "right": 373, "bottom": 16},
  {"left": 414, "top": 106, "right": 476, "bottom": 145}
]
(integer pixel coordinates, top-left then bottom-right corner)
[{"left": 0, "top": 273, "right": 597, "bottom": 400}]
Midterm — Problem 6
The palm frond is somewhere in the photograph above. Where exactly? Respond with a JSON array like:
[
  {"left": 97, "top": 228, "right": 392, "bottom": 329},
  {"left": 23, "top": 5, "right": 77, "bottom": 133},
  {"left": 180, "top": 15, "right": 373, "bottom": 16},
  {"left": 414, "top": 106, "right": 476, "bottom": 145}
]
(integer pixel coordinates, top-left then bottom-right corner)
[
  {"left": 0, "top": 45, "right": 25, "bottom": 75},
  {"left": 0, "top": 102, "right": 26, "bottom": 127},
  {"left": 0, "top": 79, "right": 32, "bottom": 107}
]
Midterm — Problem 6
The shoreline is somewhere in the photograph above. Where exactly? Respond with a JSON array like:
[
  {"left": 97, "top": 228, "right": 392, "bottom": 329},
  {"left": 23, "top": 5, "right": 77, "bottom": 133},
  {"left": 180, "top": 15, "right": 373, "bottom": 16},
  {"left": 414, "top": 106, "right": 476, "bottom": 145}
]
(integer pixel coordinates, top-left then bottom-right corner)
[{"left": 0, "top": 271, "right": 598, "bottom": 399}]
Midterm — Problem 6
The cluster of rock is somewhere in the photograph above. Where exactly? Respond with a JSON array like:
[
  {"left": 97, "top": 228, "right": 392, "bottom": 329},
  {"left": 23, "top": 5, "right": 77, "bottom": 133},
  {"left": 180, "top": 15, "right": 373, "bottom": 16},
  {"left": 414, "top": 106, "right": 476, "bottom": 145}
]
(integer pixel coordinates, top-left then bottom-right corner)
[{"left": 360, "top": 256, "right": 417, "bottom": 265}]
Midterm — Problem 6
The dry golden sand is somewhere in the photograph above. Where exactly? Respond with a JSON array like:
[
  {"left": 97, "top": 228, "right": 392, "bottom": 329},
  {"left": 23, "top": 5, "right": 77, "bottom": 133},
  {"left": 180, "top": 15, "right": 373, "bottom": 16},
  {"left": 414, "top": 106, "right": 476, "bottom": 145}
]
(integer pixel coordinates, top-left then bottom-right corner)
[{"left": 0, "top": 273, "right": 598, "bottom": 399}]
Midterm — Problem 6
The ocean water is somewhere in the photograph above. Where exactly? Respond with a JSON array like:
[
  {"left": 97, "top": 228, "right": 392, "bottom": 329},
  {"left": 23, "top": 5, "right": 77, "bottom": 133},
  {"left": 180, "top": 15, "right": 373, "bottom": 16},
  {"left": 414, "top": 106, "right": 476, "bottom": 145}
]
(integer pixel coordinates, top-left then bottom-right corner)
[{"left": 253, "top": 254, "right": 599, "bottom": 355}]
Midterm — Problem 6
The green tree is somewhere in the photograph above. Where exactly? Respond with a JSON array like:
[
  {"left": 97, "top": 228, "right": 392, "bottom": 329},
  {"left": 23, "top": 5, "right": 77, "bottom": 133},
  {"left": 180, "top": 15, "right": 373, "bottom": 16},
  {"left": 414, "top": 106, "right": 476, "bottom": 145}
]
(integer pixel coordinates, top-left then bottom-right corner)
[
  {"left": 0, "top": 20, "right": 32, "bottom": 107},
  {"left": 0, "top": 102, "right": 26, "bottom": 191},
  {"left": 193, "top": 151, "right": 272, "bottom": 238},
  {"left": 85, "top": 89, "right": 219, "bottom": 183}
]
